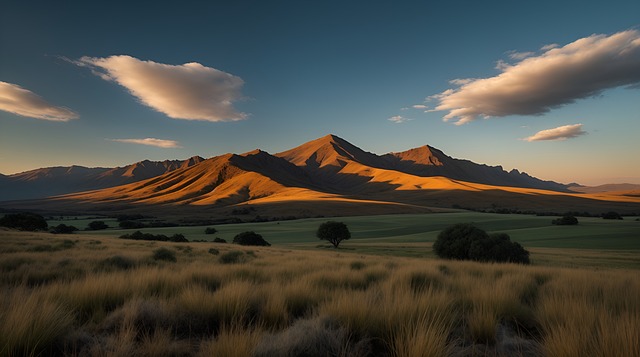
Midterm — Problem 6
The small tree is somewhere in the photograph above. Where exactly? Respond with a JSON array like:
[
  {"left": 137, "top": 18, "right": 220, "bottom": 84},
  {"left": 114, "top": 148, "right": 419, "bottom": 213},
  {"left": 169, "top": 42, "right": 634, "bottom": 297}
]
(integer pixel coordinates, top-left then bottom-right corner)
[
  {"left": 233, "top": 231, "right": 271, "bottom": 246},
  {"left": 316, "top": 221, "right": 351, "bottom": 248},
  {"left": 50, "top": 224, "right": 79, "bottom": 234},
  {"left": 204, "top": 227, "right": 218, "bottom": 234}
]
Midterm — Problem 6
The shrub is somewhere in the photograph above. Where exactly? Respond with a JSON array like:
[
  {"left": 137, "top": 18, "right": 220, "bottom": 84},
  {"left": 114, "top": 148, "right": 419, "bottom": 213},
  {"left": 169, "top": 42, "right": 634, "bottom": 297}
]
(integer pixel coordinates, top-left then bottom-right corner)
[
  {"left": 208, "top": 248, "right": 220, "bottom": 255},
  {"left": 602, "top": 211, "right": 623, "bottom": 220},
  {"left": 169, "top": 233, "right": 188, "bottom": 243},
  {"left": 50, "top": 224, "right": 79, "bottom": 234},
  {"left": 552, "top": 215, "right": 579, "bottom": 225},
  {"left": 87, "top": 220, "right": 109, "bottom": 230},
  {"left": 468, "top": 233, "right": 530, "bottom": 264},
  {"left": 152, "top": 248, "right": 177, "bottom": 262},
  {"left": 0, "top": 212, "right": 48, "bottom": 231},
  {"left": 316, "top": 221, "right": 351, "bottom": 248},
  {"left": 213, "top": 237, "right": 227, "bottom": 243},
  {"left": 433, "top": 223, "right": 488, "bottom": 260},
  {"left": 98, "top": 255, "right": 136, "bottom": 271},
  {"left": 219, "top": 251, "right": 244, "bottom": 264},
  {"left": 233, "top": 231, "right": 271, "bottom": 246},
  {"left": 434, "top": 224, "right": 530, "bottom": 264},
  {"left": 205, "top": 227, "right": 218, "bottom": 234}
]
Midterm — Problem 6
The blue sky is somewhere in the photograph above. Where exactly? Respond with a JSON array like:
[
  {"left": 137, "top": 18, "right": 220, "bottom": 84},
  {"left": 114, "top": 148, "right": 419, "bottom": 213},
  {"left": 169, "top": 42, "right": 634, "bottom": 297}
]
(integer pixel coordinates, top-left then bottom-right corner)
[{"left": 1, "top": 0, "right": 639, "bottom": 185}]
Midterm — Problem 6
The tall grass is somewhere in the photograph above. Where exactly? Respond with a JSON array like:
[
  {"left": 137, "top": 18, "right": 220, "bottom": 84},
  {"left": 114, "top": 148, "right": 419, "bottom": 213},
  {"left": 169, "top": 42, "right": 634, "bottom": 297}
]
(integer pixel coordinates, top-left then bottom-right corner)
[{"left": 0, "top": 231, "right": 639, "bottom": 356}]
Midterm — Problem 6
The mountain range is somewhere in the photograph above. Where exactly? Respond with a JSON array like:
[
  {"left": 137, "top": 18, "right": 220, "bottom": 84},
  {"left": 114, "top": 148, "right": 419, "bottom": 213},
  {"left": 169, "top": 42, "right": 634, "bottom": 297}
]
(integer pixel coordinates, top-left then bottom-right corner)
[{"left": 2, "top": 135, "right": 639, "bottom": 217}]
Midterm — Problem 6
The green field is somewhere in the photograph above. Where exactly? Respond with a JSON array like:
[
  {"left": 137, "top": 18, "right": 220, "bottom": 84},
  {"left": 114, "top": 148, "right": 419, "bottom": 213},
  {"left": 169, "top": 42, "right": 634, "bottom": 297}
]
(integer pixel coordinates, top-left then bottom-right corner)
[{"left": 50, "top": 212, "right": 640, "bottom": 269}]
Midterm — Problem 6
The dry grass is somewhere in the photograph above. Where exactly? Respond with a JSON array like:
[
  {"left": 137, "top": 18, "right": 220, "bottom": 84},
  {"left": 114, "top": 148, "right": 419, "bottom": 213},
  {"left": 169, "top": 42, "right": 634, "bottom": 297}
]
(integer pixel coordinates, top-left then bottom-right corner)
[{"left": 0, "top": 231, "right": 639, "bottom": 356}]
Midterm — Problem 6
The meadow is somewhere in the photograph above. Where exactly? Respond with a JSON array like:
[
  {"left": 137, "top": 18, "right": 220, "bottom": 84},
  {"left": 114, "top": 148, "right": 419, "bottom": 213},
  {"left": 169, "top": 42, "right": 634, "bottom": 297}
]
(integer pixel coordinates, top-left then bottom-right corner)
[{"left": 1, "top": 212, "right": 639, "bottom": 356}]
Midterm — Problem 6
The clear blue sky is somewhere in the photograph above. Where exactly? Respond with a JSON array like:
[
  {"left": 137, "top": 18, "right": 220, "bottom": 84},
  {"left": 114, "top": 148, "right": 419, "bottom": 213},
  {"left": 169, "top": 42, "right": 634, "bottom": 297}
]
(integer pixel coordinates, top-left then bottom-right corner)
[{"left": 1, "top": 0, "right": 639, "bottom": 185}]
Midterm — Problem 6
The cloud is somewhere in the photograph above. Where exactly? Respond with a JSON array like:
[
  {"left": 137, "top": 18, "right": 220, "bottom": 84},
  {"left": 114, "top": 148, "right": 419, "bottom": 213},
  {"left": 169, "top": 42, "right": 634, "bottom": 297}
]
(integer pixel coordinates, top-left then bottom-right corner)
[
  {"left": 412, "top": 104, "right": 428, "bottom": 109},
  {"left": 388, "top": 115, "right": 412, "bottom": 124},
  {"left": 110, "top": 138, "right": 182, "bottom": 148},
  {"left": 0, "top": 81, "right": 78, "bottom": 121},
  {"left": 508, "top": 51, "right": 535, "bottom": 60},
  {"left": 524, "top": 124, "right": 587, "bottom": 142},
  {"left": 75, "top": 55, "right": 246, "bottom": 121},
  {"left": 429, "top": 30, "right": 640, "bottom": 125},
  {"left": 540, "top": 43, "right": 559, "bottom": 51}
]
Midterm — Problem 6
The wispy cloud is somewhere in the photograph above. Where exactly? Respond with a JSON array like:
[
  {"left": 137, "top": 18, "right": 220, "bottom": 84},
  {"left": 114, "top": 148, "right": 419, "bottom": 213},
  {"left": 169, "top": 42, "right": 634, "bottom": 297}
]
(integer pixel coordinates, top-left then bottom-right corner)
[
  {"left": 428, "top": 30, "right": 640, "bottom": 125},
  {"left": 0, "top": 81, "right": 78, "bottom": 121},
  {"left": 524, "top": 124, "right": 587, "bottom": 142},
  {"left": 388, "top": 115, "right": 412, "bottom": 124},
  {"left": 508, "top": 51, "right": 535, "bottom": 60},
  {"left": 110, "top": 138, "right": 182, "bottom": 148},
  {"left": 412, "top": 104, "right": 428, "bottom": 109},
  {"left": 75, "top": 55, "right": 246, "bottom": 122}
]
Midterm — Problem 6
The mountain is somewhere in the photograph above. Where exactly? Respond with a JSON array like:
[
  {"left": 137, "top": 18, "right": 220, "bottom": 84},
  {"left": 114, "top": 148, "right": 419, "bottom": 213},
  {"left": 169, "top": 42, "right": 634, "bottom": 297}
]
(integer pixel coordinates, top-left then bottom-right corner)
[
  {"left": 0, "top": 156, "right": 204, "bottom": 201},
  {"left": 2, "top": 135, "right": 639, "bottom": 217}
]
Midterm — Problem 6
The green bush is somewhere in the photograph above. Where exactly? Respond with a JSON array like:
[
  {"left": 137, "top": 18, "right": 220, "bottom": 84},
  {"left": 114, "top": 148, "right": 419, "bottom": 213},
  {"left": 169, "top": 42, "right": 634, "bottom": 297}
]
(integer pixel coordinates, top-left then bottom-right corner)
[
  {"left": 50, "top": 224, "right": 79, "bottom": 234},
  {"left": 552, "top": 215, "right": 578, "bottom": 225},
  {"left": 0, "top": 212, "right": 48, "bottom": 231},
  {"left": 208, "top": 248, "right": 220, "bottom": 255},
  {"left": 213, "top": 237, "right": 227, "bottom": 243},
  {"left": 434, "top": 223, "right": 530, "bottom": 264},
  {"left": 87, "top": 220, "right": 109, "bottom": 230},
  {"left": 152, "top": 247, "right": 177, "bottom": 262},
  {"left": 233, "top": 231, "right": 271, "bottom": 246},
  {"left": 219, "top": 250, "right": 244, "bottom": 264},
  {"left": 204, "top": 227, "right": 218, "bottom": 234},
  {"left": 433, "top": 223, "right": 488, "bottom": 260}
]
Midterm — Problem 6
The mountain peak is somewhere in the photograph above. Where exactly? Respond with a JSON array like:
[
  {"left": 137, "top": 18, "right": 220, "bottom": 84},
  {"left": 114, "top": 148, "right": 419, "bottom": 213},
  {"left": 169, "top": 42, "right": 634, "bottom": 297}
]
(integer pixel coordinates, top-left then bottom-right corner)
[
  {"left": 276, "top": 134, "right": 381, "bottom": 169},
  {"left": 388, "top": 145, "right": 446, "bottom": 167}
]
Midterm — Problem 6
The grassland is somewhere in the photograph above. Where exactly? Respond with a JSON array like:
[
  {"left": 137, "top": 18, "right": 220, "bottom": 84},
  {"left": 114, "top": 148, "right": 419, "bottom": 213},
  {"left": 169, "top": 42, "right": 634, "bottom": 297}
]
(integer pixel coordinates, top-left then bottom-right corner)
[{"left": 1, "top": 215, "right": 639, "bottom": 356}]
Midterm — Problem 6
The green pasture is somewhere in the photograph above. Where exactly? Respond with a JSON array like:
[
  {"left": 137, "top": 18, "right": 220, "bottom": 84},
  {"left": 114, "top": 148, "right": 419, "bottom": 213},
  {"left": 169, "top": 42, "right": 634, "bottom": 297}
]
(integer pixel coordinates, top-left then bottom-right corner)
[{"left": 72, "top": 212, "right": 640, "bottom": 250}]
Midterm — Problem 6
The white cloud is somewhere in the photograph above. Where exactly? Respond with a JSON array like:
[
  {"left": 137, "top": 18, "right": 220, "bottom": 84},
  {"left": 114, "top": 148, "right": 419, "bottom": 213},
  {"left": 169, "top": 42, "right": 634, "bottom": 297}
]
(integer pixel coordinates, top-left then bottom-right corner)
[
  {"left": 508, "top": 51, "right": 535, "bottom": 60},
  {"left": 76, "top": 55, "right": 246, "bottom": 121},
  {"left": 429, "top": 30, "right": 640, "bottom": 125},
  {"left": 111, "top": 138, "right": 182, "bottom": 148},
  {"left": 388, "top": 115, "right": 412, "bottom": 124},
  {"left": 0, "top": 81, "right": 78, "bottom": 121},
  {"left": 540, "top": 43, "right": 559, "bottom": 51},
  {"left": 524, "top": 124, "right": 587, "bottom": 142},
  {"left": 412, "top": 104, "right": 428, "bottom": 109}
]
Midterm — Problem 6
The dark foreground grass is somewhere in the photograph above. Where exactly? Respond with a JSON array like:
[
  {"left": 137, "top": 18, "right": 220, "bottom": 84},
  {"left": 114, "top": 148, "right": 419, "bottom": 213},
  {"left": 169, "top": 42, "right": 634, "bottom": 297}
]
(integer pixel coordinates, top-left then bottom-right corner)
[{"left": 0, "top": 230, "right": 639, "bottom": 357}]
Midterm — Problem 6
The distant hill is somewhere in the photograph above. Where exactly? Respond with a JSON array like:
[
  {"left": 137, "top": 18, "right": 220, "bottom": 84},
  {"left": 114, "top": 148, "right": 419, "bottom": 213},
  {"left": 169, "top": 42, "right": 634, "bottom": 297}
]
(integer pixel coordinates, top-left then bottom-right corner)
[
  {"left": 0, "top": 156, "right": 204, "bottom": 201},
  {"left": 2, "top": 135, "right": 639, "bottom": 217}
]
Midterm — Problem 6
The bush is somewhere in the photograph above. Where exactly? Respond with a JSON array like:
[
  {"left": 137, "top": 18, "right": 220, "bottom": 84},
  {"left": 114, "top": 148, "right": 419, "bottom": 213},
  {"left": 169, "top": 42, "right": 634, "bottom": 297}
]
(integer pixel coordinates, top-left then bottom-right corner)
[
  {"left": 233, "top": 231, "right": 271, "bottom": 246},
  {"left": 168, "top": 233, "right": 188, "bottom": 243},
  {"left": 0, "top": 212, "right": 48, "bottom": 231},
  {"left": 50, "top": 224, "right": 79, "bottom": 234},
  {"left": 213, "top": 237, "right": 227, "bottom": 243},
  {"left": 552, "top": 215, "right": 579, "bottom": 225},
  {"left": 152, "top": 247, "right": 177, "bottom": 262},
  {"left": 219, "top": 250, "right": 244, "bottom": 264},
  {"left": 119, "top": 231, "right": 187, "bottom": 242},
  {"left": 316, "top": 221, "right": 351, "bottom": 248},
  {"left": 87, "top": 220, "right": 109, "bottom": 230},
  {"left": 98, "top": 255, "right": 136, "bottom": 271},
  {"left": 433, "top": 223, "right": 488, "bottom": 260},
  {"left": 602, "top": 211, "right": 623, "bottom": 220},
  {"left": 208, "top": 248, "right": 219, "bottom": 255},
  {"left": 204, "top": 227, "right": 217, "bottom": 234},
  {"left": 433, "top": 223, "right": 530, "bottom": 264},
  {"left": 468, "top": 233, "right": 530, "bottom": 264}
]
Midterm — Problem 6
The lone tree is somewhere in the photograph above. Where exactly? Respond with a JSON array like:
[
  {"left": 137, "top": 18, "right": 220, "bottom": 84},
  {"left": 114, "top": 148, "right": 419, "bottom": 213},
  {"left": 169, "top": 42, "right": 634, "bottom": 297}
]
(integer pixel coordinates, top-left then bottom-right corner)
[
  {"left": 316, "top": 221, "right": 351, "bottom": 248},
  {"left": 88, "top": 220, "right": 109, "bottom": 230}
]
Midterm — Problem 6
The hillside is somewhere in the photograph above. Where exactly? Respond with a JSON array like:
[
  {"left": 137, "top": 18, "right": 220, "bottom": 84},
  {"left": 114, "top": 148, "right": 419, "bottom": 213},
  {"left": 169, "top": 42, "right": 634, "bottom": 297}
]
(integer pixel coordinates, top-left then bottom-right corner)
[{"left": 2, "top": 135, "right": 639, "bottom": 217}]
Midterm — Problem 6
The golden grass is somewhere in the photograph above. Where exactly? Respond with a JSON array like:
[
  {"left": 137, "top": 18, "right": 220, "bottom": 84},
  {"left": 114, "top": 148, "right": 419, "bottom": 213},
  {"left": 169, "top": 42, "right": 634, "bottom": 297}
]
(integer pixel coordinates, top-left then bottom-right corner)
[{"left": 1, "top": 231, "right": 639, "bottom": 356}]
